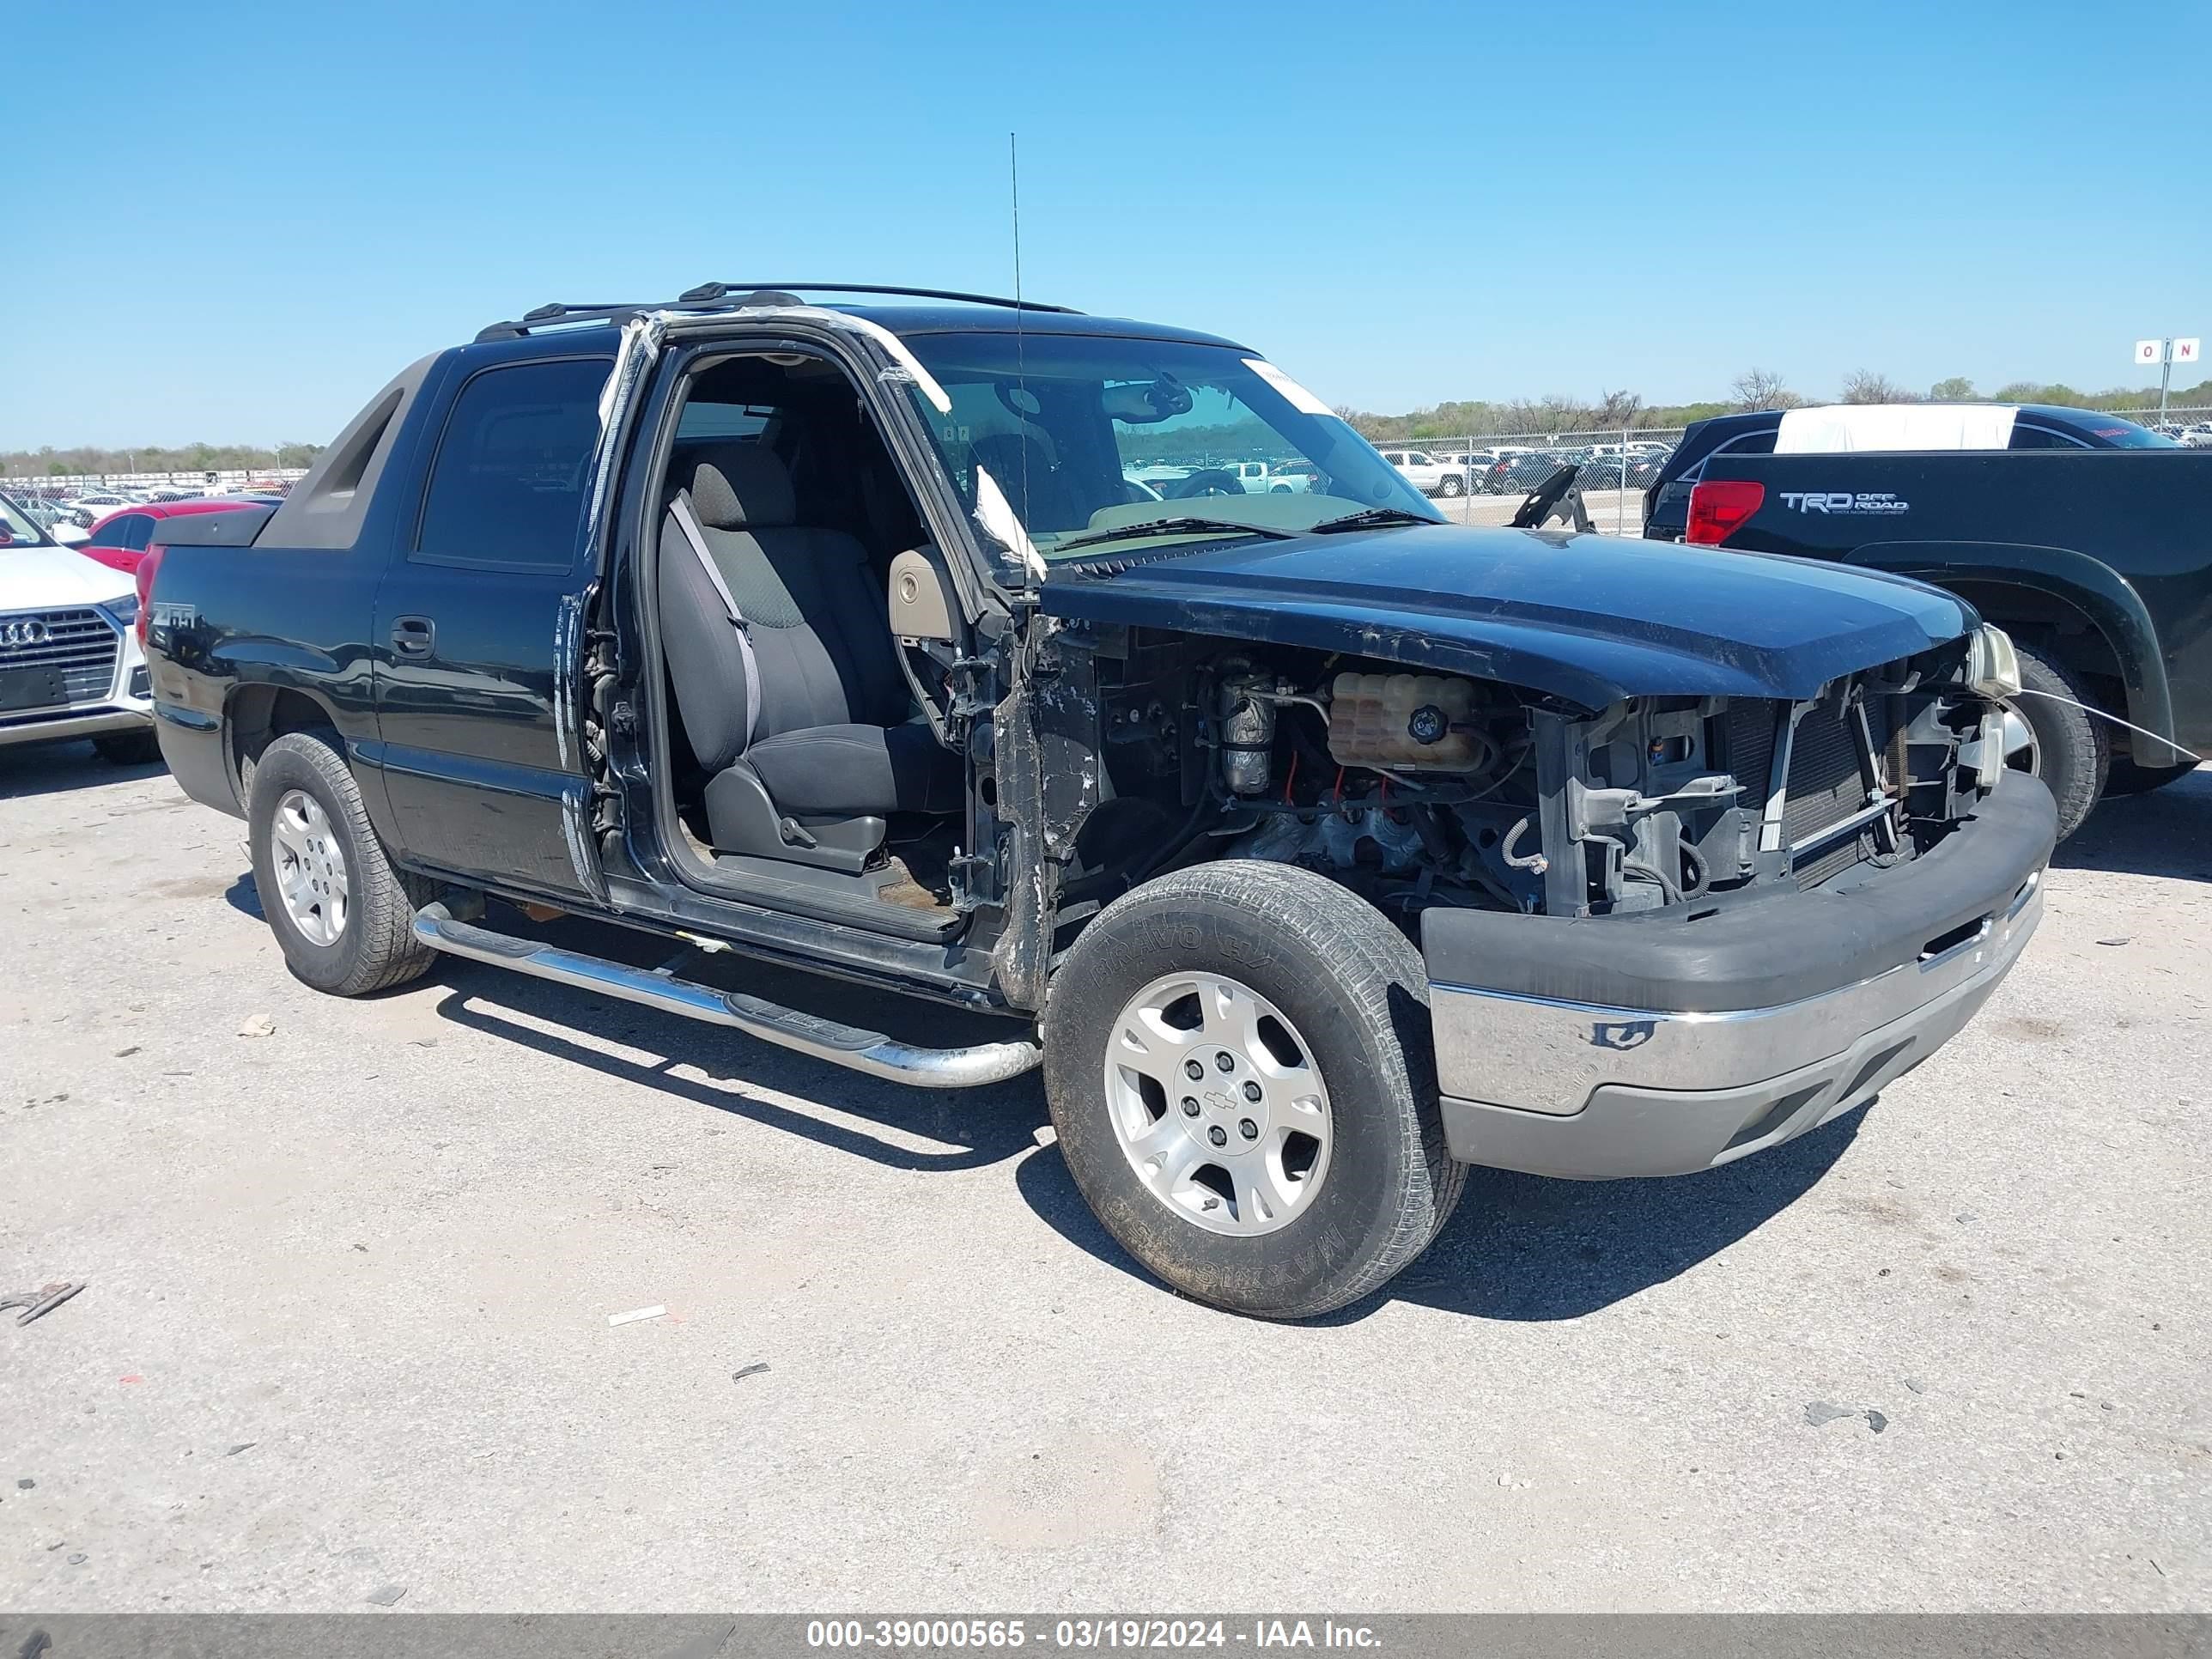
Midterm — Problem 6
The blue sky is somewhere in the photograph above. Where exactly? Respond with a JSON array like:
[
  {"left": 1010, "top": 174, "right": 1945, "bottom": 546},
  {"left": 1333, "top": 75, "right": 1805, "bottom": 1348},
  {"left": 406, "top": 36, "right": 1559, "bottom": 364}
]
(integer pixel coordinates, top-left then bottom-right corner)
[{"left": 4, "top": 0, "right": 2205, "bottom": 448}]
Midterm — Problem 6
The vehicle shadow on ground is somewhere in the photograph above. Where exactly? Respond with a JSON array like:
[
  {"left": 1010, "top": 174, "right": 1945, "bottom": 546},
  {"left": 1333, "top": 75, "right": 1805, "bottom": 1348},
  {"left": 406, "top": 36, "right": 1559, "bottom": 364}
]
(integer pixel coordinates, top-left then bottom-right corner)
[
  {"left": 2055, "top": 766, "right": 2212, "bottom": 882},
  {"left": 226, "top": 872, "right": 263, "bottom": 919},
  {"left": 1347, "top": 1110, "right": 1862, "bottom": 1322},
  {"left": 421, "top": 907, "right": 1044, "bottom": 1173},
  {"left": 345, "top": 895, "right": 1862, "bottom": 1320},
  {"left": 0, "top": 739, "right": 163, "bottom": 800},
  {"left": 234, "top": 881, "right": 1886, "bottom": 1320},
  {"left": 1014, "top": 1104, "right": 1863, "bottom": 1324}
]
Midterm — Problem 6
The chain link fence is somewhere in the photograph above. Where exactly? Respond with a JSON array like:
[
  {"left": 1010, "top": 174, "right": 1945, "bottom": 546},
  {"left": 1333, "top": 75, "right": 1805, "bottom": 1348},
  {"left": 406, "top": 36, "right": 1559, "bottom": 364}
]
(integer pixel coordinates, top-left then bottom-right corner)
[{"left": 2124, "top": 404, "right": 2212, "bottom": 437}]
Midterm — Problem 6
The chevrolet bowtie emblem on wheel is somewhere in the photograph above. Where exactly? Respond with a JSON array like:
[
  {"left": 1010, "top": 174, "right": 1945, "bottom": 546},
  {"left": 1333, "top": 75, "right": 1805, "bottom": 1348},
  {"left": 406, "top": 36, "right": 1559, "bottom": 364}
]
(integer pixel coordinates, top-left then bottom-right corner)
[{"left": 0, "top": 619, "right": 51, "bottom": 647}]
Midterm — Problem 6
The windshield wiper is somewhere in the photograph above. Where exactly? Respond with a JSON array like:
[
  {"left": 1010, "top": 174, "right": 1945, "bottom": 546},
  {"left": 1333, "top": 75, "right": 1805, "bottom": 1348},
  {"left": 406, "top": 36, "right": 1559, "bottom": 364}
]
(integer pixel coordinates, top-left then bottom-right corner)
[
  {"left": 1309, "top": 507, "right": 1443, "bottom": 534},
  {"left": 1054, "top": 516, "right": 1302, "bottom": 555}
]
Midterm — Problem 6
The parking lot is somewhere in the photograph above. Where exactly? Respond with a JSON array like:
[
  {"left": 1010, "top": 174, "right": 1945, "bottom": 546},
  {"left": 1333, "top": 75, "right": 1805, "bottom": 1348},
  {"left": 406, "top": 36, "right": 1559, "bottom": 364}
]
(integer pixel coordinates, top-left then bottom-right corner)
[
  {"left": 1433, "top": 485, "right": 1650, "bottom": 535},
  {"left": 2, "top": 738, "right": 2206, "bottom": 1612}
]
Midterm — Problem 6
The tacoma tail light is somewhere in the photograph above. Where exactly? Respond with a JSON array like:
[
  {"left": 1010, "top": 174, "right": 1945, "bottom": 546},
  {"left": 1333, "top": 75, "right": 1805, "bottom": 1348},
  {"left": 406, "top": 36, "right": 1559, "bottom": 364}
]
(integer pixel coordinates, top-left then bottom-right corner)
[
  {"left": 1685, "top": 479, "right": 1765, "bottom": 545},
  {"left": 134, "top": 544, "right": 166, "bottom": 648}
]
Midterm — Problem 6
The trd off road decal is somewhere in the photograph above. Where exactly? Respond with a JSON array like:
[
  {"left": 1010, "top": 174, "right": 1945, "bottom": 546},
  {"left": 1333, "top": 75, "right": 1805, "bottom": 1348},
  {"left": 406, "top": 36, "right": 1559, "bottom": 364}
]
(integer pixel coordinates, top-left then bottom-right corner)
[{"left": 1778, "top": 491, "right": 1909, "bottom": 515}]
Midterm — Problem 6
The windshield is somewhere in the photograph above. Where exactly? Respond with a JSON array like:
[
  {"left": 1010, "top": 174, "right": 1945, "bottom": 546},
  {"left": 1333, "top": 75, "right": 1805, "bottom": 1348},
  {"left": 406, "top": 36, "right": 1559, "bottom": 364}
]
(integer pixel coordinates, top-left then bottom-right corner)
[
  {"left": 0, "top": 494, "right": 52, "bottom": 549},
  {"left": 896, "top": 331, "right": 1443, "bottom": 561}
]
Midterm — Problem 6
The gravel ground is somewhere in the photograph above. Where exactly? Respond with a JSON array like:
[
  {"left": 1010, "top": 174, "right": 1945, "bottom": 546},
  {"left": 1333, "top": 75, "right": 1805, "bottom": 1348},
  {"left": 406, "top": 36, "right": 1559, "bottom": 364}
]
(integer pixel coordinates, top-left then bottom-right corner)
[{"left": 1, "top": 742, "right": 2205, "bottom": 1612}]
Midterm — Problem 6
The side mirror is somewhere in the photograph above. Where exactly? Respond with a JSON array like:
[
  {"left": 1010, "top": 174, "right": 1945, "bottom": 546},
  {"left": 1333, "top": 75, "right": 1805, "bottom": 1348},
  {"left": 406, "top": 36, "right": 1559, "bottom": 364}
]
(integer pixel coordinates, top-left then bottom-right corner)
[{"left": 888, "top": 547, "right": 957, "bottom": 644}]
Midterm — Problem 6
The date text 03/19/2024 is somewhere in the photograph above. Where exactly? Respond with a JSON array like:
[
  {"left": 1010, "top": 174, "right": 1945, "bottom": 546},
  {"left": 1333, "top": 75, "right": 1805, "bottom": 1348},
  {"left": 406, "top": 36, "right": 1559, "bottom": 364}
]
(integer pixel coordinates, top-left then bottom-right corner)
[{"left": 804, "top": 1620, "right": 1384, "bottom": 1650}]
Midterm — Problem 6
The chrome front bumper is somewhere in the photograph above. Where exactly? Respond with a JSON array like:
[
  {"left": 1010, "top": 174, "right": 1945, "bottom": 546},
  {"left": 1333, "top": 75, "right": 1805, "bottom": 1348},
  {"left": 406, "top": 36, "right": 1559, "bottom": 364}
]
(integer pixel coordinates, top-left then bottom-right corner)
[
  {"left": 1422, "top": 772, "right": 2057, "bottom": 1180},
  {"left": 1429, "top": 873, "right": 2039, "bottom": 1179}
]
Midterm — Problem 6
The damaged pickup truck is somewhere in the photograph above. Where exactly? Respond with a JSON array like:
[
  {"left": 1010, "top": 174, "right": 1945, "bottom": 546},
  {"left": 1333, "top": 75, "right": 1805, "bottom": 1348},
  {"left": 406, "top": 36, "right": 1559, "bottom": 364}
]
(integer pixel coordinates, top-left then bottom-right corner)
[{"left": 141, "top": 285, "right": 2055, "bottom": 1317}]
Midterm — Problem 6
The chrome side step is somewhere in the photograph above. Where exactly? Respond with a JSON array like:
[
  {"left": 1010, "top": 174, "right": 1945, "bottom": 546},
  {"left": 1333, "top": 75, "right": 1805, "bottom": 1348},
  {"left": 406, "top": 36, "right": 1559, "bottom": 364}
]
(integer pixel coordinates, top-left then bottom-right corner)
[{"left": 411, "top": 906, "right": 1040, "bottom": 1089}]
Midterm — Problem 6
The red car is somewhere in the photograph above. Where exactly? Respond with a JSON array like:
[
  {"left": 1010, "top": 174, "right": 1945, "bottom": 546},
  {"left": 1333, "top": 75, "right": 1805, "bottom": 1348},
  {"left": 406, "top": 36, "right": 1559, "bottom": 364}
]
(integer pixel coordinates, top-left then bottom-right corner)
[{"left": 78, "top": 499, "right": 264, "bottom": 576}]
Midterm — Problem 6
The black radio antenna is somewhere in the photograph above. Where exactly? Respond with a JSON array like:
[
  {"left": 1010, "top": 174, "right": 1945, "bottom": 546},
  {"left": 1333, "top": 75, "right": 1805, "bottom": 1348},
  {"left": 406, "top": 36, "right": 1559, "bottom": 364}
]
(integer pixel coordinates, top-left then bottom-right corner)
[{"left": 1011, "top": 131, "right": 1030, "bottom": 545}]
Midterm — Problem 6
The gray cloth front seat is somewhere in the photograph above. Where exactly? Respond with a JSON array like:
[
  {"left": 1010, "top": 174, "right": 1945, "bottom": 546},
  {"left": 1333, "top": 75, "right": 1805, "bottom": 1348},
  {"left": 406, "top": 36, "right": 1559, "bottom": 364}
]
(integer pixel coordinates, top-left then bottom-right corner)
[{"left": 657, "top": 445, "right": 962, "bottom": 849}]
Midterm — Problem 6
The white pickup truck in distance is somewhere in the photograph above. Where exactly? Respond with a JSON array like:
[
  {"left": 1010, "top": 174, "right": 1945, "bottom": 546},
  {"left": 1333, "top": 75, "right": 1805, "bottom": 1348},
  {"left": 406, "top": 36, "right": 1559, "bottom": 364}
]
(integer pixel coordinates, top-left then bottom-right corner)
[{"left": 1378, "top": 449, "right": 1465, "bottom": 498}]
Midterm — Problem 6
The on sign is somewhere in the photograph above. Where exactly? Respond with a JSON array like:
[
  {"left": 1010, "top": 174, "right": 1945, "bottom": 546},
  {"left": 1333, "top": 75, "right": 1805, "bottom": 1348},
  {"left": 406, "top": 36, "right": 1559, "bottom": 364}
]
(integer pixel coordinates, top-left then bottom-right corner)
[
  {"left": 2177, "top": 338, "right": 2201, "bottom": 365},
  {"left": 2136, "top": 339, "right": 2164, "bottom": 365}
]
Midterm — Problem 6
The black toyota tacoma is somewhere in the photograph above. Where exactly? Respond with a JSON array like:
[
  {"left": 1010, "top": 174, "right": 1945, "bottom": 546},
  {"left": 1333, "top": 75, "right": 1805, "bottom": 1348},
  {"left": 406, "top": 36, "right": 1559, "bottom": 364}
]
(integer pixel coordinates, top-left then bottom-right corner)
[
  {"left": 1646, "top": 405, "right": 2207, "bottom": 838},
  {"left": 141, "top": 285, "right": 2054, "bottom": 1318}
]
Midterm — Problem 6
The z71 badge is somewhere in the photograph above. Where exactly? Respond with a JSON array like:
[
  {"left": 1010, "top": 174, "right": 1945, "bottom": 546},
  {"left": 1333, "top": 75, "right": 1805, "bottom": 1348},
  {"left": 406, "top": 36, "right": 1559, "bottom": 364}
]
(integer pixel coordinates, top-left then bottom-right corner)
[{"left": 1779, "top": 491, "right": 1909, "bottom": 515}]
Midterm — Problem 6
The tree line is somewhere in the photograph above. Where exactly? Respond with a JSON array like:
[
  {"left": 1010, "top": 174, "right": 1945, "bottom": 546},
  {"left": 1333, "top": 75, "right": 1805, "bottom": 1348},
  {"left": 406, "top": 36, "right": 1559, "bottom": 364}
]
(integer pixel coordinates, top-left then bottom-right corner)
[
  {"left": 1, "top": 441, "right": 325, "bottom": 477},
  {"left": 1340, "top": 371, "right": 2212, "bottom": 441}
]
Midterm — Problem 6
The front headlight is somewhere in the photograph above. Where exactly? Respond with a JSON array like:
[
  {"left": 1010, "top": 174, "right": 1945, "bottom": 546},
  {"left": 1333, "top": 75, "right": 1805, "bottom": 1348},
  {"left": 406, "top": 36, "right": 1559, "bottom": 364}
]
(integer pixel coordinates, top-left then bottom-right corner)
[
  {"left": 100, "top": 593, "right": 140, "bottom": 629},
  {"left": 1966, "top": 623, "right": 2021, "bottom": 700}
]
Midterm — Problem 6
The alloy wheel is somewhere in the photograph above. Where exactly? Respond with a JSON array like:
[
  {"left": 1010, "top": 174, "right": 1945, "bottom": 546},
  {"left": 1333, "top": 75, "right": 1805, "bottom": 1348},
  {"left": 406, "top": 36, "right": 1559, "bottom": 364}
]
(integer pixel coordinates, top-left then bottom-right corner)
[
  {"left": 1102, "top": 972, "right": 1333, "bottom": 1237},
  {"left": 270, "top": 788, "right": 349, "bottom": 946}
]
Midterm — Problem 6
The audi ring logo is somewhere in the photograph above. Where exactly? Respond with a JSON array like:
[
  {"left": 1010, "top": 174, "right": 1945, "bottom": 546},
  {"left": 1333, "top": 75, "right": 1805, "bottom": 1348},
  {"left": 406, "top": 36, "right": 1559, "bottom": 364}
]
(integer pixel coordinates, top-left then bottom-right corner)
[{"left": 0, "top": 619, "right": 51, "bottom": 648}]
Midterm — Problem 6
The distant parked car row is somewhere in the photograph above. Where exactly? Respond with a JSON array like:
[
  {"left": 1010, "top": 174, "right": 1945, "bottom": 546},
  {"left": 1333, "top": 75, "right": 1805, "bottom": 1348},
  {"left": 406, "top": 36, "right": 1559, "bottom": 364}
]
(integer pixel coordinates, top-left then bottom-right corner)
[
  {"left": 2, "top": 477, "right": 295, "bottom": 543},
  {"left": 1121, "top": 461, "right": 1316, "bottom": 498},
  {"left": 1364, "top": 442, "right": 1679, "bottom": 500},
  {"left": 2148, "top": 421, "right": 2212, "bottom": 447}
]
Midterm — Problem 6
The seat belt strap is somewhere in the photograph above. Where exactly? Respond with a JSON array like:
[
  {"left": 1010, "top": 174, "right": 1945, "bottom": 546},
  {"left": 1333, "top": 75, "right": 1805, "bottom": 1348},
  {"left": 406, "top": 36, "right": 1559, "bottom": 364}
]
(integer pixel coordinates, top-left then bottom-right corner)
[{"left": 670, "top": 492, "right": 761, "bottom": 747}]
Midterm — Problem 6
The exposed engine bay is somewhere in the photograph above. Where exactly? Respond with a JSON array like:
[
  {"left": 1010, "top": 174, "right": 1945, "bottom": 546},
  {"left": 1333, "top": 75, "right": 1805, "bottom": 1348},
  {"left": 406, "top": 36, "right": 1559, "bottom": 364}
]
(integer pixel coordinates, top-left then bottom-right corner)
[{"left": 1067, "top": 626, "right": 2007, "bottom": 925}]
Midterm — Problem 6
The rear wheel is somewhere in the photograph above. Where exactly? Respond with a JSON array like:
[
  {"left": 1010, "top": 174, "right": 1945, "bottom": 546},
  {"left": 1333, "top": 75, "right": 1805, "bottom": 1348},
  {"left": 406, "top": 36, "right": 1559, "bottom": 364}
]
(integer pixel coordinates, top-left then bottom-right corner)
[
  {"left": 248, "top": 732, "right": 435, "bottom": 996},
  {"left": 1041, "top": 861, "right": 1464, "bottom": 1320},
  {"left": 2004, "top": 642, "right": 2107, "bottom": 842},
  {"left": 1438, "top": 475, "right": 1465, "bottom": 498}
]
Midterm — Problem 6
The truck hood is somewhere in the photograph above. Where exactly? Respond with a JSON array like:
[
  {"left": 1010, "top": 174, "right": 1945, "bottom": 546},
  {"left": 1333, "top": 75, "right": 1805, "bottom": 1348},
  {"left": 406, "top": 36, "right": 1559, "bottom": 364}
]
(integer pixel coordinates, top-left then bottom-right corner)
[
  {"left": 1038, "top": 525, "right": 1974, "bottom": 707},
  {"left": 2, "top": 544, "right": 133, "bottom": 610}
]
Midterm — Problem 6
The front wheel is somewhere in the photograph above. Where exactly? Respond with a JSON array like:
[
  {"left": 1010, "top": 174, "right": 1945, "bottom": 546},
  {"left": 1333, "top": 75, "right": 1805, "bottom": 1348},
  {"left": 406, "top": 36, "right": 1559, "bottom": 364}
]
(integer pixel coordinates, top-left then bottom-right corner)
[
  {"left": 1438, "top": 475, "right": 1465, "bottom": 498},
  {"left": 248, "top": 732, "right": 436, "bottom": 996},
  {"left": 1041, "top": 861, "right": 1464, "bottom": 1320}
]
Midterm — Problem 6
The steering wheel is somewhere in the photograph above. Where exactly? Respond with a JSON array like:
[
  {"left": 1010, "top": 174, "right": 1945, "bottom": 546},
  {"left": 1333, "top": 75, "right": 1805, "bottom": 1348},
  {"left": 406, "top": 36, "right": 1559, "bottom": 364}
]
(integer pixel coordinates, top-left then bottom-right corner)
[{"left": 1164, "top": 468, "right": 1244, "bottom": 500}]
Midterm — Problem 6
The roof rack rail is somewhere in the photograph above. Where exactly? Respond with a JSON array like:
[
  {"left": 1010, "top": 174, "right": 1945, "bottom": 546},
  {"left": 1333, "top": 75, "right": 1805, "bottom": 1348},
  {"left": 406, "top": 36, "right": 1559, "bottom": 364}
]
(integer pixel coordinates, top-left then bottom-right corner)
[
  {"left": 475, "top": 283, "right": 1080, "bottom": 343},
  {"left": 674, "top": 282, "right": 1080, "bottom": 313},
  {"left": 475, "top": 304, "right": 648, "bottom": 342}
]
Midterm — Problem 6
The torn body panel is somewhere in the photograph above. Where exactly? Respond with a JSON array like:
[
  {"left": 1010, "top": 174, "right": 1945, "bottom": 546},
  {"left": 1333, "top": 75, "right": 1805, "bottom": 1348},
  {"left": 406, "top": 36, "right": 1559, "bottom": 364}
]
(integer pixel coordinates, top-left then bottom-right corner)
[{"left": 989, "top": 617, "right": 1105, "bottom": 1010}]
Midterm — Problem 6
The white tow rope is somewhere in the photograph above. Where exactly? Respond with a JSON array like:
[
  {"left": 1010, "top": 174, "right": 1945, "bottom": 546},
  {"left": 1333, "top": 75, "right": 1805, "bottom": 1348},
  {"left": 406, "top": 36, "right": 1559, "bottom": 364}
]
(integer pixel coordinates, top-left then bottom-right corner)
[{"left": 2009, "top": 688, "right": 2202, "bottom": 764}]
